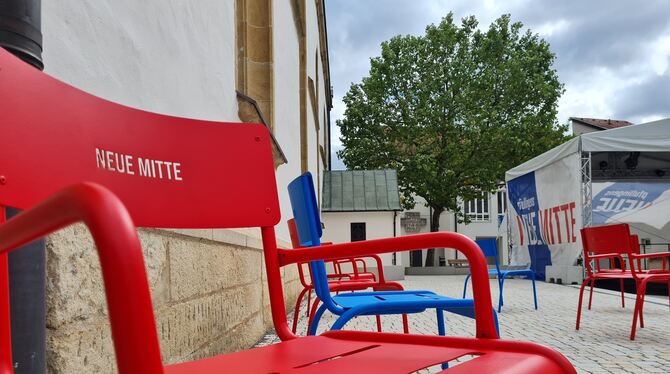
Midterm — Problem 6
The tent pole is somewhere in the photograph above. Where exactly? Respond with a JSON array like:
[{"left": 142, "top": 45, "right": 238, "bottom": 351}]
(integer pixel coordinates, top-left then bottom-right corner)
[{"left": 580, "top": 151, "right": 592, "bottom": 281}]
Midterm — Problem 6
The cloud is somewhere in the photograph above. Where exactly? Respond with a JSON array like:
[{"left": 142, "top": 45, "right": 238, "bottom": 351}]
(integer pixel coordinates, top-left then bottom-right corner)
[
  {"left": 325, "top": 0, "right": 670, "bottom": 151},
  {"left": 611, "top": 71, "right": 670, "bottom": 122}
]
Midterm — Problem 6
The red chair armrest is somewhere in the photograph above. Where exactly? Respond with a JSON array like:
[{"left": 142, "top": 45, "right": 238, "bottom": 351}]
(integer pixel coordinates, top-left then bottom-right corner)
[
  {"left": 279, "top": 232, "right": 498, "bottom": 339},
  {"left": 0, "top": 183, "right": 162, "bottom": 373},
  {"left": 588, "top": 253, "right": 625, "bottom": 260},
  {"left": 587, "top": 253, "right": 627, "bottom": 272},
  {"left": 355, "top": 258, "right": 368, "bottom": 272},
  {"left": 347, "top": 255, "right": 384, "bottom": 282},
  {"left": 631, "top": 252, "right": 670, "bottom": 260},
  {"left": 631, "top": 252, "right": 670, "bottom": 271}
]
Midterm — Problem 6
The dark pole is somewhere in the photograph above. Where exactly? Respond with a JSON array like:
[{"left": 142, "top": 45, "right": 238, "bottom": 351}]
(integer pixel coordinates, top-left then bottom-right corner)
[{"left": 0, "top": 1, "right": 46, "bottom": 373}]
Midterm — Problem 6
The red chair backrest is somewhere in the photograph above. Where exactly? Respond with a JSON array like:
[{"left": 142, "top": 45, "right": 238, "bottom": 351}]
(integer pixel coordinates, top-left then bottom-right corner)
[
  {"left": 629, "top": 234, "right": 640, "bottom": 254},
  {"left": 0, "top": 47, "right": 289, "bottom": 369},
  {"left": 288, "top": 219, "right": 301, "bottom": 249},
  {"left": 580, "top": 223, "right": 633, "bottom": 274},
  {"left": 0, "top": 48, "right": 279, "bottom": 229}
]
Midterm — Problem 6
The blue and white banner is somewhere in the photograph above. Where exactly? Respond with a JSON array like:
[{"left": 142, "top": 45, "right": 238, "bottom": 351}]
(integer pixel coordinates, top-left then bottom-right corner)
[
  {"left": 592, "top": 182, "right": 670, "bottom": 230},
  {"left": 507, "top": 153, "right": 582, "bottom": 279}
]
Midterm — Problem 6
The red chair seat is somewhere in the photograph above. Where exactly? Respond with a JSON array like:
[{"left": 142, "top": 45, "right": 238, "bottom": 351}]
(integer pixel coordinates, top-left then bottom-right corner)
[
  {"left": 165, "top": 331, "right": 571, "bottom": 373},
  {"left": 350, "top": 272, "right": 376, "bottom": 281}
]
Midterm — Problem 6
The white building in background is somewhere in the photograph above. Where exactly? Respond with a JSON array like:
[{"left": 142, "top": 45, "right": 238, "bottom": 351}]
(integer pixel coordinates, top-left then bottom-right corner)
[
  {"left": 399, "top": 190, "right": 510, "bottom": 268},
  {"left": 320, "top": 170, "right": 405, "bottom": 280},
  {"left": 319, "top": 169, "right": 509, "bottom": 272}
]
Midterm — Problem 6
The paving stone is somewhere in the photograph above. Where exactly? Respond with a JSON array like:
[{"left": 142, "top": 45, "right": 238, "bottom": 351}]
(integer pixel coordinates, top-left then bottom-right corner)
[{"left": 256, "top": 275, "right": 670, "bottom": 372}]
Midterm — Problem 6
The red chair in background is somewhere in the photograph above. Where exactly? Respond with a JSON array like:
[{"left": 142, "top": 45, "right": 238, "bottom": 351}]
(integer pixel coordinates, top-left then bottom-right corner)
[
  {"left": 578, "top": 228, "right": 630, "bottom": 312},
  {"left": 288, "top": 219, "right": 408, "bottom": 335},
  {"left": 577, "top": 223, "right": 670, "bottom": 340},
  {"left": 0, "top": 48, "right": 576, "bottom": 373}
]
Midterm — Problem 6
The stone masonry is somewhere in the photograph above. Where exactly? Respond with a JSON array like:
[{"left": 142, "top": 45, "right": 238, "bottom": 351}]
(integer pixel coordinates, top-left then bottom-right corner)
[{"left": 45, "top": 226, "right": 300, "bottom": 373}]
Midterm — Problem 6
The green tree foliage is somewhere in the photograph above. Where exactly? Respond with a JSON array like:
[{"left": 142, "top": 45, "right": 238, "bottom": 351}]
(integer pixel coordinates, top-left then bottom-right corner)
[{"left": 337, "top": 14, "right": 569, "bottom": 266}]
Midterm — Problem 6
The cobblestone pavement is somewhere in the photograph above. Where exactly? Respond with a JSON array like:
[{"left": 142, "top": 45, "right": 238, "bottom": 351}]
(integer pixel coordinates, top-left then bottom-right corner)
[{"left": 256, "top": 275, "right": 669, "bottom": 373}]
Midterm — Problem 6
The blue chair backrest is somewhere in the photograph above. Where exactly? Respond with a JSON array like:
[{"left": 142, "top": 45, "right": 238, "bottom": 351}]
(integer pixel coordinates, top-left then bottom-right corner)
[
  {"left": 475, "top": 239, "right": 500, "bottom": 272},
  {"left": 287, "top": 172, "right": 322, "bottom": 247},
  {"left": 288, "top": 173, "right": 342, "bottom": 312}
]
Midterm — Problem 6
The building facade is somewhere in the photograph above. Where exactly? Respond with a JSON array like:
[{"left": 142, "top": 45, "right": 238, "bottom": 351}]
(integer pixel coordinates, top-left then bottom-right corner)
[
  {"left": 320, "top": 170, "right": 405, "bottom": 280},
  {"left": 41, "top": 1, "right": 330, "bottom": 372},
  {"left": 399, "top": 191, "right": 510, "bottom": 269}
]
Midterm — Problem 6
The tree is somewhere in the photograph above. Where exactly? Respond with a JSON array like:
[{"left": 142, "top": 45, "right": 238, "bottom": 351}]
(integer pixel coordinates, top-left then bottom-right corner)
[{"left": 337, "top": 14, "right": 569, "bottom": 266}]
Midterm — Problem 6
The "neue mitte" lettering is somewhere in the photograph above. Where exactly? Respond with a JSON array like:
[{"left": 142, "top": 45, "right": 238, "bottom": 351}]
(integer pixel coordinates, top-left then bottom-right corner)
[{"left": 95, "top": 148, "right": 183, "bottom": 181}]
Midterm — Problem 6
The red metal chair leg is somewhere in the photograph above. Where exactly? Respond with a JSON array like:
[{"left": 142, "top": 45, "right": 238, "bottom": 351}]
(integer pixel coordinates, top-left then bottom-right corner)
[
  {"left": 576, "top": 278, "right": 589, "bottom": 330},
  {"left": 402, "top": 314, "right": 409, "bottom": 334},
  {"left": 638, "top": 287, "right": 646, "bottom": 329},
  {"left": 630, "top": 280, "right": 647, "bottom": 340},
  {"left": 375, "top": 315, "right": 382, "bottom": 332},
  {"left": 305, "top": 288, "right": 312, "bottom": 317},
  {"left": 292, "top": 286, "right": 311, "bottom": 334},
  {"left": 587, "top": 279, "right": 595, "bottom": 310},
  {"left": 619, "top": 278, "right": 625, "bottom": 308},
  {"left": 307, "top": 298, "right": 321, "bottom": 335}
]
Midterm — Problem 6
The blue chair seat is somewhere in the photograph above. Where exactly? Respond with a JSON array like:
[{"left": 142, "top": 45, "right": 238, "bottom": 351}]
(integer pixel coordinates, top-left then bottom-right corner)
[
  {"left": 333, "top": 290, "right": 477, "bottom": 318},
  {"left": 312, "top": 290, "right": 499, "bottom": 335}
]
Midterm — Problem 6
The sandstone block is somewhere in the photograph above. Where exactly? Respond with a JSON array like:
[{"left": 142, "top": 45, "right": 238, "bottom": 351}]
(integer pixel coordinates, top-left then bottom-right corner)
[{"left": 168, "top": 237, "right": 262, "bottom": 300}]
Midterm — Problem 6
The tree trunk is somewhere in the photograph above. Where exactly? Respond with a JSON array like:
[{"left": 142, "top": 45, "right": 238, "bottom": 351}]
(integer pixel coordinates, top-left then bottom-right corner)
[{"left": 424, "top": 206, "right": 444, "bottom": 267}]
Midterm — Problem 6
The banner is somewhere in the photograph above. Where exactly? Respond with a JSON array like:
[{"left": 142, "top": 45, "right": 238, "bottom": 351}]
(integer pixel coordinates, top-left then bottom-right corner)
[
  {"left": 592, "top": 181, "right": 670, "bottom": 230},
  {"left": 507, "top": 153, "right": 582, "bottom": 279}
]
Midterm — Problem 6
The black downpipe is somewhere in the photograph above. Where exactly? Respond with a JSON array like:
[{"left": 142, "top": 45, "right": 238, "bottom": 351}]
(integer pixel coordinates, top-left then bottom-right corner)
[
  {"left": 0, "top": 0, "right": 43, "bottom": 69},
  {"left": 0, "top": 1, "right": 46, "bottom": 373}
]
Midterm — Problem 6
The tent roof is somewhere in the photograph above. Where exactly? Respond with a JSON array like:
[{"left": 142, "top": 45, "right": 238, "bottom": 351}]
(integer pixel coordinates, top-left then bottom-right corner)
[{"left": 506, "top": 118, "right": 670, "bottom": 180}]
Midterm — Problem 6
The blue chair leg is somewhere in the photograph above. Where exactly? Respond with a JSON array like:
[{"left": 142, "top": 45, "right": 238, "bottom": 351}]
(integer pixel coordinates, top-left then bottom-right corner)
[
  {"left": 462, "top": 274, "right": 471, "bottom": 298},
  {"left": 498, "top": 276, "right": 506, "bottom": 313},
  {"left": 531, "top": 272, "right": 538, "bottom": 310},
  {"left": 308, "top": 304, "right": 329, "bottom": 336},
  {"left": 330, "top": 309, "right": 360, "bottom": 331},
  {"left": 437, "top": 309, "right": 449, "bottom": 370},
  {"left": 436, "top": 308, "right": 446, "bottom": 336}
]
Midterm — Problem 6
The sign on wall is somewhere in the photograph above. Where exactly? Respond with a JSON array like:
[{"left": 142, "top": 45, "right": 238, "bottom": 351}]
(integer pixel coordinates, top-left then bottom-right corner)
[{"left": 507, "top": 153, "right": 582, "bottom": 279}]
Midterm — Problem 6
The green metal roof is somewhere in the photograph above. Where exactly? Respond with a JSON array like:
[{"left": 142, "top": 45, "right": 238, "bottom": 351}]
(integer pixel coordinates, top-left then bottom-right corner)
[{"left": 322, "top": 170, "right": 402, "bottom": 212}]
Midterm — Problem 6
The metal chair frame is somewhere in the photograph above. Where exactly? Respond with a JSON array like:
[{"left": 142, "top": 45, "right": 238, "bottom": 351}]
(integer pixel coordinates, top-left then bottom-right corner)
[{"left": 462, "top": 239, "right": 538, "bottom": 312}]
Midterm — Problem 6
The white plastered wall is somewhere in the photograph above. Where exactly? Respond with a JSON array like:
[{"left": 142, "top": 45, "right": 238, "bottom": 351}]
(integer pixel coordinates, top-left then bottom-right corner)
[
  {"left": 322, "top": 211, "right": 405, "bottom": 280},
  {"left": 43, "top": 1, "right": 238, "bottom": 122},
  {"left": 273, "top": 0, "right": 302, "bottom": 243}
]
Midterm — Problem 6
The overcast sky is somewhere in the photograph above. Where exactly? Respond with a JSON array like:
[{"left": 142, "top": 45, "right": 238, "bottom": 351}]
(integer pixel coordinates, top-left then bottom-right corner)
[{"left": 325, "top": 0, "right": 670, "bottom": 169}]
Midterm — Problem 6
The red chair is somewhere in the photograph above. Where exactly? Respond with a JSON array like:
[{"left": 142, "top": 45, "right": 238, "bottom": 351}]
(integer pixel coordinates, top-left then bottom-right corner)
[
  {"left": 288, "top": 219, "right": 408, "bottom": 335},
  {"left": 0, "top": 48, "right": 575, "bottom": 373},
  {"left": 577, "top": 228, "right": 631, "bottom": 313},
  {"left": 583, "top": 234, "right": 656, "bottom": 308},
  {"left": 577, "top": 224, "right": 670, "bottom": 340}
]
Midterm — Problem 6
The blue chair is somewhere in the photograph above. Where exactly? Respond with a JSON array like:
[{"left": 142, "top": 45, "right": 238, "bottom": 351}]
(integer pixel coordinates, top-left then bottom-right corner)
[
  {"left": 288, "top": 172, "right": 500, "bottom": 338},
  {"left": 462, "top": 239, "right": 538, "bottom": 312}
]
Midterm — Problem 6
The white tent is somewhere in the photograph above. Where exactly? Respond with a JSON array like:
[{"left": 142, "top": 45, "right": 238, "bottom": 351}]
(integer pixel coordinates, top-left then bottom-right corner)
[
  {"left": 507, "top": 118, "right": 670, "bottom": 179},
  {"left": 504, "top": 118, "right": 670, "bottom": 279}
]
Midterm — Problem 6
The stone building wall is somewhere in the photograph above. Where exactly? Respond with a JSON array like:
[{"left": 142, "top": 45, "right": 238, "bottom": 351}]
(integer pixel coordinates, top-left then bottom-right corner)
[{"left": 45, "top": 227, "right": 300, "bottom": 372}]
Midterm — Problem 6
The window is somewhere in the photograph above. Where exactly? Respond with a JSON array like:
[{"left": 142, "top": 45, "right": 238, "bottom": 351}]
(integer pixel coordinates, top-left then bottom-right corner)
[
  {"left": 497, "top": 190, "right": 507, "bottom": 215},
  {"left": 496, "top": 190, "right": 507, "bottom": 226},
  {"left": 351, "top": 222, "right": 366, "bottom": 242},
  {"left": 464, "top": 196, "right": 490, "bottom": 222}
]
